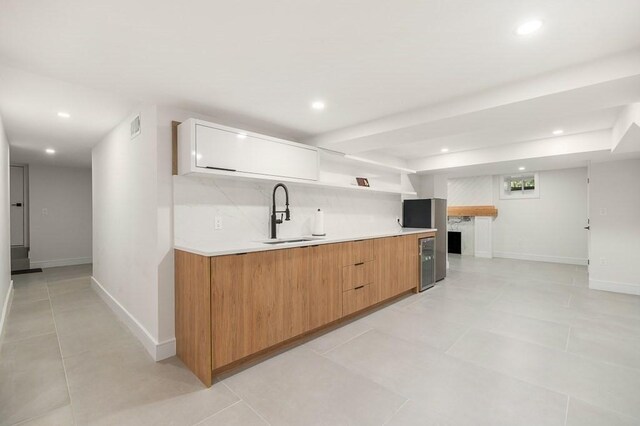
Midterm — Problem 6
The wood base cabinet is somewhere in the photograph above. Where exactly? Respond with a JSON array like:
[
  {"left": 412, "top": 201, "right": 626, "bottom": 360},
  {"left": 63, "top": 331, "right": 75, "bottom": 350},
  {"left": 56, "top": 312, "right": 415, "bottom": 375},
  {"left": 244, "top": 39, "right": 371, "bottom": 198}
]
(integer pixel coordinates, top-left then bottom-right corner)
[{"left": 175, "top": 232, "right": 434, "bottom": 386}]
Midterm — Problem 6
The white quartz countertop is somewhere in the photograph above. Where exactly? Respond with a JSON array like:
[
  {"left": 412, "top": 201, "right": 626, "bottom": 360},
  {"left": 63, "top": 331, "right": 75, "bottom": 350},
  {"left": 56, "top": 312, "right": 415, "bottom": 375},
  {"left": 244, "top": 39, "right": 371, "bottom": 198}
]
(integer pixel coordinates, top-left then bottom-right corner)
[{"left": 175, "top": 228, "right": 437, "bottom": 257}]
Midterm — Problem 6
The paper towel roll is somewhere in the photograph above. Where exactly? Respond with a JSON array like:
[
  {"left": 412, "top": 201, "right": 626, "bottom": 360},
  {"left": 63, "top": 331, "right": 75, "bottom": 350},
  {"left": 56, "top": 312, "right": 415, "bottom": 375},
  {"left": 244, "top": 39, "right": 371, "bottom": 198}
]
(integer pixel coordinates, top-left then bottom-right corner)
[{"left": 312, "top": 208, "right": 326, "bottom": 236}]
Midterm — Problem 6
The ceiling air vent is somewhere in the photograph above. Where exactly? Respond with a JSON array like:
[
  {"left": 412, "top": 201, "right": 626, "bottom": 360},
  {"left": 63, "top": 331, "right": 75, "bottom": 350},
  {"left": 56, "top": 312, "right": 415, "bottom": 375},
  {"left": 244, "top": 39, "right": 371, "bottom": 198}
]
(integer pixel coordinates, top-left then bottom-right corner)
[{"left": 130, "top": 114, "right": 141, "bottom": 139}]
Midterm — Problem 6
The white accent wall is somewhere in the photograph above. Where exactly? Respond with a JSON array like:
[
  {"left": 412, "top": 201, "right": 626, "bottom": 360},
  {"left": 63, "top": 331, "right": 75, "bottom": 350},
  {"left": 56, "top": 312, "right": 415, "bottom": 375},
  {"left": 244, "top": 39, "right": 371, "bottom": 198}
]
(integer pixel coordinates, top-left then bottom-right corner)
[
  {"left": 29, "top": 165, "right": 92, "bottom": 268},
  {"left": 0, "top": 114, "right": 12, "bottom": 335},
  {"left": 448, "top": 167, "right": 588, "bottom": 265},
  {"left": 588, "top": 159, "right": 640, "bottom": 295}
]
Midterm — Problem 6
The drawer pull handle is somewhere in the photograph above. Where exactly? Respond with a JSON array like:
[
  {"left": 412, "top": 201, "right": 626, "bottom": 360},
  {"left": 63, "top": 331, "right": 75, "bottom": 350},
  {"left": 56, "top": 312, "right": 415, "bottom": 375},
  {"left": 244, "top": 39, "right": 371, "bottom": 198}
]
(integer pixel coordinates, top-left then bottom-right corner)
[
  {"left": 354, "top": 262, "right": 365, "bottom": 266},
  {"left": 354, "top": 285, "right": 365, "bottom": 290}
]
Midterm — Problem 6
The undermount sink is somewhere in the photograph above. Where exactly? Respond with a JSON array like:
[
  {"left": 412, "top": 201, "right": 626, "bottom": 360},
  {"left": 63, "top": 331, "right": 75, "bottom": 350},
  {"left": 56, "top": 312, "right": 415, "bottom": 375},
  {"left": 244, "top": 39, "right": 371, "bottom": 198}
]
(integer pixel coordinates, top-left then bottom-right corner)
[{"left": 260, "top": 237, "right": 324, "bottom": 245}]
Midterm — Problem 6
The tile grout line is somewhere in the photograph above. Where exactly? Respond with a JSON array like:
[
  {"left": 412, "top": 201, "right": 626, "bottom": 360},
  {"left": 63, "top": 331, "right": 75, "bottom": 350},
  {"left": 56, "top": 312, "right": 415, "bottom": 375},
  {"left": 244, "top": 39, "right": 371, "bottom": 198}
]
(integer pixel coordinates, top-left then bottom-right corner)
[
  {"left": 45, "top": 282, "right": 78, "bottom": 426},
  {"left": 220, "top": 381, "right": 272, "bottom": 425},
  {"left": 444, "top": 326, "right": 472, "bottom": 354},
  {"left": 191, "top": 399, "right": 243, "bottom": 426},
  {"left": 382, "top": 398, "right": 410, "bottom": 426},
  {"left": 320, "top": 326, "right": 374, "bottom": 355}
]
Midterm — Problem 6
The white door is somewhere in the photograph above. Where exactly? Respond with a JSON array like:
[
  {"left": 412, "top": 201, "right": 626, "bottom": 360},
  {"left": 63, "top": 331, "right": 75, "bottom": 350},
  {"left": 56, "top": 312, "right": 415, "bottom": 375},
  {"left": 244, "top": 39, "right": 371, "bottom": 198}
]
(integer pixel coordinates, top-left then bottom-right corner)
[{"left": 10, "top": 165, "right": 25, "bottom": 246}]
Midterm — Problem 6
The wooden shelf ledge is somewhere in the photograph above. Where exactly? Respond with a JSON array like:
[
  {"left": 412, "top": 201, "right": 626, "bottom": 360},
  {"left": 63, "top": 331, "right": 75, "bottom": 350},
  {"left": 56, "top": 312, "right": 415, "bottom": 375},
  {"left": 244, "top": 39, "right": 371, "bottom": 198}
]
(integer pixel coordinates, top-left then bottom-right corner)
[{"left": 448, "top": 205, "right": 498, "bottom": 217}]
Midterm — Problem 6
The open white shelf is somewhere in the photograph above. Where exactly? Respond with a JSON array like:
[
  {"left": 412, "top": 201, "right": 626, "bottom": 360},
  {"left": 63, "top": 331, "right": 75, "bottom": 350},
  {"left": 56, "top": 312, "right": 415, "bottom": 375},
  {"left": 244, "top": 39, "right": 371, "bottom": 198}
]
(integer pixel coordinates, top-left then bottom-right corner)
[
  {"left": 319, "top": 149, "right": 417, "bottom": 174},
  {"left": 183, "top": 168, "right": 417, "bottom": 196}
]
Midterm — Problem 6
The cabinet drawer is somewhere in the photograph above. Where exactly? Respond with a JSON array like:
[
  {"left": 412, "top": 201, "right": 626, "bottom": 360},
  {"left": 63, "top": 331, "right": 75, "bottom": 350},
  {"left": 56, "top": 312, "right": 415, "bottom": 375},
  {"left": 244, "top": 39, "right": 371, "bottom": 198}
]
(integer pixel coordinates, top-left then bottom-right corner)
[
  {"left": 349, "top": 240, "right": 374, "bottom": 265},
  {"left": 342, "top": 284, "right": 376, "bottom": 316},
  {"left": 342, "top": 261, "right": 374, "bottom": 292}
]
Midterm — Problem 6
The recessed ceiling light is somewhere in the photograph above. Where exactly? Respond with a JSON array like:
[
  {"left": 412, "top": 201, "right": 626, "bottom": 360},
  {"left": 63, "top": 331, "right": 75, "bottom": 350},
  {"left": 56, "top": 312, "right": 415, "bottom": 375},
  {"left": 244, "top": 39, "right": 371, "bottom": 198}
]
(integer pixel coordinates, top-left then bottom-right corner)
[
  {"left": 311, "top": 101, "right": 325, "bottom": 110},
  {"left": 237, "top": 132, "right": 247, "bottom": 139},
  {"left": 57, "top": 112, "right": 70, "bottom": 118},
  {"left": 518, "top": 166, "right": 526, "bottom": 171},
  {"left": 552, "top": 129, "right": 564, "bottom": 135},
  {"left": 441, "top": 148, "right": 449, "bottom": 153},
  {"left": 46, "top": 148, "right": 56, "bottom": 154},
  {"left": 516, "top": 19, "right": 543, "bottom": 36}
]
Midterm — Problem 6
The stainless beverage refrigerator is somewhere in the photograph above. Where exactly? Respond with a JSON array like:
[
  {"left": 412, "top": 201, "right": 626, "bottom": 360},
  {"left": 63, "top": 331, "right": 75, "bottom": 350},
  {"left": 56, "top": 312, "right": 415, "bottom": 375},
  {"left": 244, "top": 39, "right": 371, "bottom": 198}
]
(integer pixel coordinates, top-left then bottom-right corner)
[{"left": 402, "top": 198, "right": 447, "bottom": 282}]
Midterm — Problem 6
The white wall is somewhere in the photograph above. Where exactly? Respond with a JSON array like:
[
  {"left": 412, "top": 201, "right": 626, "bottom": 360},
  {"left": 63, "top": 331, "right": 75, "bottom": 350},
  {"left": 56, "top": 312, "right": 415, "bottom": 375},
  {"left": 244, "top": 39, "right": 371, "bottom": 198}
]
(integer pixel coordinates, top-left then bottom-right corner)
[
  {"left": 447, "top": 167, "right": 589, "bottom": 265},
  {"left": 0, "top": 114, "right": 12, "bottom": 335},
  {"left": 29, "top": 165, "right": 92, "bottom": 268},
  {"left": 493, "top": 168, "right": 588, "bottom": 265},
  {"left": 174, "top": 176, "right": 402, "bottom": 248},
  {"left": 588, "top": 159, "right": 640, "bottom": 294},
  {"left": 92, "top": 105, "right": 168, "bottom": 359}
]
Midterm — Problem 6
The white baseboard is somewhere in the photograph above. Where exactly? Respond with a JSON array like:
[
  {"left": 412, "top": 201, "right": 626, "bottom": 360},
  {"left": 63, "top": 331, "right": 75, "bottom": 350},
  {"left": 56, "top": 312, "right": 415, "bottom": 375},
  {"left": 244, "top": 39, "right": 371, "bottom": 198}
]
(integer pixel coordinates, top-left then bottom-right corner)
[
  {"left": 91, "top": 276, "right": 176, "bottom": 361},
  {"left": 493, "top": 251, "right": 588, "bottom": 266},
  {"left": 475, "top": 251, "right": 493, "bottom": 259},
  {"left": 0, "top": 280, "right": 14, "bottom": 340},
  {"left": 589, "top": 279, "right": 640, "bottom": 296},
  {"left": 31, "top": 257, "right": 92, "bottom": 269}
]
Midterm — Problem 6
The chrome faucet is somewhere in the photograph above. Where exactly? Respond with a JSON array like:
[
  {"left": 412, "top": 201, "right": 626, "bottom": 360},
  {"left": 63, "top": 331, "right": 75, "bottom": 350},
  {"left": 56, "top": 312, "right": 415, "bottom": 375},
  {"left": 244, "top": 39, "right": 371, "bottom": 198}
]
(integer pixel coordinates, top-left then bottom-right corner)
[{"left": 270, "top": 183, "right": 290, "bottom": 239}]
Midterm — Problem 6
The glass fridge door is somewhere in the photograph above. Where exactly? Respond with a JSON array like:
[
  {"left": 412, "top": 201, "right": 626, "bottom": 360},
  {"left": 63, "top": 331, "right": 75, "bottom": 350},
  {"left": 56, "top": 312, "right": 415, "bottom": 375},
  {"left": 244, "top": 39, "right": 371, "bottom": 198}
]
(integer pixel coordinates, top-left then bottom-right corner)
[{"left": 420, "top": 237, "right": 436, "bottom": 291}]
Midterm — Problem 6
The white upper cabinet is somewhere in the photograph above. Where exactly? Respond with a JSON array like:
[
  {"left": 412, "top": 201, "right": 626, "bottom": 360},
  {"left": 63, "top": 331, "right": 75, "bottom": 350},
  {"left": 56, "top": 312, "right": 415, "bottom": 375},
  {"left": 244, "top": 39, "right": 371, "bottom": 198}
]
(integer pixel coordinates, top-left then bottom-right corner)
[{"left": 179, "top": 119, "right": 319, "bottom": 181}]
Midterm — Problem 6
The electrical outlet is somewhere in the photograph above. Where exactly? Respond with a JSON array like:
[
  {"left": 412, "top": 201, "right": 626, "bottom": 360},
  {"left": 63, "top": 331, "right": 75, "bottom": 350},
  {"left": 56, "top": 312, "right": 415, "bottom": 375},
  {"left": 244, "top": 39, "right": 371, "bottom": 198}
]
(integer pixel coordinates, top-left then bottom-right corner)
[
  {"left": 42, "top": 208, "right": 48, "bottom": 216},
  {"left": 214, "top": 216, "right": 223, "bottom": 230},
  {"left": 599, "top": 208, "right": 607, "bottom": 216},
  {"left": 599, "top": 257, "right": 606, "bottom": 265}
]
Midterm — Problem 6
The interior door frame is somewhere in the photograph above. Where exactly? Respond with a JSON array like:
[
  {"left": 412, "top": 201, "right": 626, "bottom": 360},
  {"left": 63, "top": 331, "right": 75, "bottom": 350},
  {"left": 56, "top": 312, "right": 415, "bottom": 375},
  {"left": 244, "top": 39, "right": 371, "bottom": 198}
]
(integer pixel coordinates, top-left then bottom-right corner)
[{"left": 10, "top": 163, "right": 30, "bottom": 248}]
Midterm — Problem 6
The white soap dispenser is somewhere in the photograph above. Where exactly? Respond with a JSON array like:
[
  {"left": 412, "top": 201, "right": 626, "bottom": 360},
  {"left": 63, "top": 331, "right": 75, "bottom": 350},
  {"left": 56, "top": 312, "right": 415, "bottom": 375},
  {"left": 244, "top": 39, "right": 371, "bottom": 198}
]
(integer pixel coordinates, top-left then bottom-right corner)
[{"left": 312, "top": 208, "right": 326, "bottom": 236}]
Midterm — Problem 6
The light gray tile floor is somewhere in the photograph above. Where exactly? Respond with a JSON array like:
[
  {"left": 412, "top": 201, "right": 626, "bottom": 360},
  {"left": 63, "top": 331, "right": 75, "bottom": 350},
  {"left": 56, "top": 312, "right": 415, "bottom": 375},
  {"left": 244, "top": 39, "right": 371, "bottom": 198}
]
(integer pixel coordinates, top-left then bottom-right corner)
[{"left": 1, "top": 257, "right": 638, "bottom": 425}]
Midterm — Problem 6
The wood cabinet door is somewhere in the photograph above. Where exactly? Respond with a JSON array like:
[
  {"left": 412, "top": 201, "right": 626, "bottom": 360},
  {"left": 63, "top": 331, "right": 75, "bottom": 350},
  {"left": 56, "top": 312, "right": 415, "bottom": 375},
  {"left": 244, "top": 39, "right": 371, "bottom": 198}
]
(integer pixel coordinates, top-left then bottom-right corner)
[
  {"left": 401, "top": 235, "right": 420, "bottom": 292},
  {"left": 309, "top": 243, "right": 344, "bottom": 328},
  {"left": 211, "top": 254, "right": 251, "bottom": 369},
  {"left": 249, "top": 250, "right": 287, "bottom": 353},
  {"left": 374, "top": 236, "right": 405, "bottom": 301},
  {"left": 283, "top": 247, "right": 311, "bottom": 339}
]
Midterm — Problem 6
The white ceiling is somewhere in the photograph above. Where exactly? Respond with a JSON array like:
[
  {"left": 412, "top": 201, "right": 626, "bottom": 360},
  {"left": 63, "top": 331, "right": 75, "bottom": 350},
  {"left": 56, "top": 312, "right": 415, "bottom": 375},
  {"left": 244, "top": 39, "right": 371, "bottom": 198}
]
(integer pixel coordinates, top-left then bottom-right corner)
[
  {"left": 0, "top": 0, "right": 639, "bottom": 168},
  {"left": 0, "top": 66, "right": 135, "bottom": 167},
  {"left": 378, "top": 107, "right": 622, "bottom": 159}
]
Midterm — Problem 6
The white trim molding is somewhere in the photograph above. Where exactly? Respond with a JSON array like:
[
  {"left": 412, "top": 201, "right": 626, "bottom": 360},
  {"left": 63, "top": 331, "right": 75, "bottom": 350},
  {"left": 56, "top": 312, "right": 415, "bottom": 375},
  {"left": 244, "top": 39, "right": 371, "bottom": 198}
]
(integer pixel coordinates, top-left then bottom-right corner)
[
  {"left": 589, "top": 279, "right": 640, "bottom": 296},
  {"left": 0, "top": 280, "right": 14, "bottom": 340},
  {"left": 31, "top": 257, "right": 92, "bottom": 269},
  {"left": 493, "top": 251, "right": 588, "bottom": 266},
  {"left": 91, "top": 276, "right": 176, "bottom": 361}
]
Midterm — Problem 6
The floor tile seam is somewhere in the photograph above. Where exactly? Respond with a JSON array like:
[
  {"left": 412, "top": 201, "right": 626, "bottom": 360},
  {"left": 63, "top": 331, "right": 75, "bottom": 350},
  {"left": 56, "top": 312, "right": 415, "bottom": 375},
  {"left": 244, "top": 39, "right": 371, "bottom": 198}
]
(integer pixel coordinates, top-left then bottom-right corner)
[
  {"left": 459, "top": 327, "right": 640, "bottom": 372},
  {"left": 319, "top": 326, "right": 375, "bottom": 355},
  {"left": 563, "top": 395, "right": 570, "bottom": 426},
  {"left": 565, "top": 346, "right": 640, "bottom": 373},
  {"left": 443, "top": 326, "right": 472, "bottom": 354},
  {"left": 467, "top": 324, "right": 569, "bottom": 353},
  {"left": 10, "top": 405, "right": 72, "bottom": 426},
  {"left": 482, "top": 303, "right": 574, "bottom": 330},
  {"left": 490, "top": 303, "right": 640, "bottom": 334},
  {"left": 220, "top": 382, "right": 272, "bottom": 426},
  {"left": 443, "top": 350, "right": 578, "bottom": 408},
  {"left": 311, "top": 335, "right": 415, "bottom": 403},
  {"left": 446, "top": 337, "right": 640, "bottom": 420},
  {"left": 2, "top": 330, "right": 58, "bottom": 346},
  {"left": 45, "top": 285, "right": 78, "bottom": 426},
  {"left": 568, "top": 395, "right": 640, "bottom": 422},
  {"left": 564, "top": 327, "right": 572, "bottom": 352},
  {"left": 381, "top": 398, "right": 410, "bottom": 426},
  {"left": 190, "top": 399, "right": 243, "bottom": 426}
]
